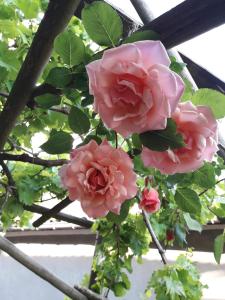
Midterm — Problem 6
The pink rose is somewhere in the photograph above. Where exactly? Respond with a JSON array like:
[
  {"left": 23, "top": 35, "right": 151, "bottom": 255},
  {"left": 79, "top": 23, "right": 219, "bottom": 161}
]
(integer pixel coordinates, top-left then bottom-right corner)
[
  {"left": 59, "top": 140, "right": 137, "bottom": 218},
  {"left": 86, "top": 41, "right": 184, "bottom": 137},
  {"left": 141, "top": 101, "right": 218, "bottom": 174},
  {"left": 139, "top": 188, "right": 160, "bottom": 213}
]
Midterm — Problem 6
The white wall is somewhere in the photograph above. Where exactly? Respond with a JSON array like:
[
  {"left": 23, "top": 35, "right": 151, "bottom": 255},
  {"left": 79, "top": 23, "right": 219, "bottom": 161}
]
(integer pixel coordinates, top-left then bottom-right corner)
[{"left": 0, "top": 245, "right": 225, "bottom": 300}]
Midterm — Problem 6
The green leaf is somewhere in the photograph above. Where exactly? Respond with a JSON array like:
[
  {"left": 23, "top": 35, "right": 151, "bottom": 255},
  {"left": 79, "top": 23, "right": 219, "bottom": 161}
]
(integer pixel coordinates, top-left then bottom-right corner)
[
  {"left": 41, "top": 130, "right": 73, "bottom": 154},
  {"left": 107, "top": 200, "right": 132, "bottom": 225},
  {"left": 170, "top": 56, "right": 186, "bottom": 74},
  {"left": 113, "top": 282, "right": 127, "bottom": 297},
  {"left": 46, "top": 67, "right": 72, "bottom": 88},
  {"left": 121, "top": 272, "right": 131, "bottom": 290},
  {"left": 165, "top": 276, "right": 186, "bottom": 297},
  {"left": 175, "top": 224, "right": 187, "bottom": 245},
  {"left": 175, "top": 188, "right": 201, "bottom": 214},
  {"left": 192, "top": 163, "right": 216, "bottom": 189},
  {"left": 68, "top": 106, "right": 90, "bottom": 134},
  {"left": 16, "top": 0, "right": 40, "bottom": 19},
  {"left": 124, "top": 30, "right": 160, "bottom": 44},
  {"left": 214, "top": 233, "right": 225, "bottom": 264},
  {"left": 139, "top": 119, "right": 185, "bottom": 152},
  {"left": 35, "top": 93, "right": 61, "bottom": 109},
  {"left": 63, "top": 88, "right": 81, "bottom": 104},
  {"left": 82, "top": 1, "right": 123, "bottom": 46},
  {"left": 0, "top": 20, "right": 28, "bottom": 38},
  {"left": 131, "top": 133, "right": 142, "bottom": 150},
  {"left": 181, "top": 78, "right": 195, "bottom": 102},
  {"left": 183, "top": 213, "right": 202, "bottom": 232},
  {"left": 210, "top": 204, "right": 225, "bottom": 218},
  {"left": 18, "top": 179, "right": 40, "bottom": 205},
  {"left": 0, "top": 4, "right": 15, "bottom": 19},
  {"left": 83, "top": 134, "right": 102, "bottom": 145},
  {"left": 0, "top": 66, "right": 8, "bottom": 82},
  {"left": 124, "top": 255, "right": 133, "bottom": 273},
  {"left": 2, "top": 197, "right": 24, "bottom": 219},
  {"left": 54, "top": 31, "right": 85, "bottom": 66},
  {"left": 191, "top": 88, "right": 225, "bottom": 119}
]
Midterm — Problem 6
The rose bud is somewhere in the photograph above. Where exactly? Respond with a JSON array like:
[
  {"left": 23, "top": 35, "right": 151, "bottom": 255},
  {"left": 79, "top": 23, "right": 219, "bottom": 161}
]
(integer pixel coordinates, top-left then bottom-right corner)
[{"left": 139, "top": 188, "right": 160, "bottom": 213}]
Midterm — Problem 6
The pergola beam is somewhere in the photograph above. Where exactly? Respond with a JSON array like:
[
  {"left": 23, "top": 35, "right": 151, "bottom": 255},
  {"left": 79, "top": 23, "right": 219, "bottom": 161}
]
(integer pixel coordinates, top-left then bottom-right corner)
[
  {"left": 141, "top": 0, "right": 225, "bottom": 49},
  {"left": 0, "top": 0, "right": 82, "bottom": 151},
  {"left": 0, "top": 236, "right": 88, "bottom": 300},
  {"left": 24, "top": 203, "right": 93, "bottom": 228}
]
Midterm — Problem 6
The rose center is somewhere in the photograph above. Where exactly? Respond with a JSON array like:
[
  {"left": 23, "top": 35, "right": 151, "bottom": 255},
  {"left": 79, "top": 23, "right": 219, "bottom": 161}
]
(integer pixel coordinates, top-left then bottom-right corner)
[{"left": 88, "top": 169, "right": 106, "bottom": 191}]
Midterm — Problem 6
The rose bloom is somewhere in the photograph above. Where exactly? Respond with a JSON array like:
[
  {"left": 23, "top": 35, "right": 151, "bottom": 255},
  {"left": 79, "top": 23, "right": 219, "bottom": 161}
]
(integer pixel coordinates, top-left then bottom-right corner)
[
  {"left": 139, "top": 188, "right": 160, "bottom": 213},
  {"left": 141, "top": 101, "right": 218, "bottom": 174},
  {"left": 86, "top": 41, "right": 184, "bottom": 137},
  {"left": 59, "top": 140, "right": 137, "bottom": 218}
]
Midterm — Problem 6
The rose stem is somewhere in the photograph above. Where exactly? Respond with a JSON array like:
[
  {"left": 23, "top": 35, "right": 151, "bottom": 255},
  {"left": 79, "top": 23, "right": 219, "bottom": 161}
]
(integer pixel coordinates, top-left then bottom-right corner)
[{"left": 142, "top": 210, "right": 168, "bottom": 265}]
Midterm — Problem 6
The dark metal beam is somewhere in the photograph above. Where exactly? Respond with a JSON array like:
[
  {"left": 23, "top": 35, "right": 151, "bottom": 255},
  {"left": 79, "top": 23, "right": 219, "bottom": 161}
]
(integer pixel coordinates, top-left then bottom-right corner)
[
  {"left": 180, "top": 52, "right": 225, "bottom": 94},
  {"left": 142, "top": 0, "right": 225, "bottom": 49},
  {"left": 32, "top": 198, "right": 71, "bottom": 228},
  {"left": 24, "top": 204, "right": 93, "bottom": 228}
]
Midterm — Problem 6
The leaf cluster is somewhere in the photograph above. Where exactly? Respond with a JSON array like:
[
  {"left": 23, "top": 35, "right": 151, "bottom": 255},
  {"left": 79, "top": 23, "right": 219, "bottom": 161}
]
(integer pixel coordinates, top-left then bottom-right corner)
[{"left": 147, "top": 254, "right": 206, "bottom": 300}]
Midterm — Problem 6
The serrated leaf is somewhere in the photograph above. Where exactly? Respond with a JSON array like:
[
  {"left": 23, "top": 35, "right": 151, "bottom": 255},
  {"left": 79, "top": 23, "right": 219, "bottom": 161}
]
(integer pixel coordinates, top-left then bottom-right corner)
[
  {"left": 214, "top": 233, "right": 225, "bottom": 264},
  {"left": 82, "top": 1, "right": 123, "bottom": 46},
  {"left": 123, "top": 30, "right": 159, "bottom": 43},
  {"left": 35, "top": 93, "right": 61, "bottom": 109},
  {"left": 183, "top": 213, "right": 202, "bottom": 232},
  {"left": 41, "top": 130, "right": 73, "bottom": 154},
  {"left": 175, "top": 188, "right": 201, "bottom": 214},
  {"left": 54, "top": 31, "right": 85, "bottom": 66},
  {"left": 139, "top": 119, "right": 185, "bottom": 151},
  {"left": 165, "top": 276, "right": 186, "bottom": 297},
  {"left": 46, "top": 67, "right": 72, "bottom": 88},
  {"left": 191, "top": 88, "right": 225, "bottom": 119},
  {"left": 68, "top": 106, "right": 90, "bottom": 134}
]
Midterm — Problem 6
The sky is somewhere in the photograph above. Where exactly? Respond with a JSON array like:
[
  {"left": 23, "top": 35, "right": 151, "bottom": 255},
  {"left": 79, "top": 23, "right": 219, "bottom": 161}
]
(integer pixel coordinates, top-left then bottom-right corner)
[{"left": 109, "top": 0, "right": 225, "bottom": 82}]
